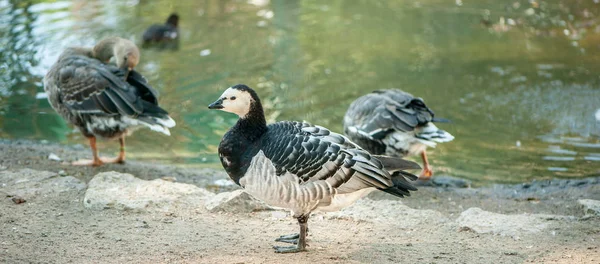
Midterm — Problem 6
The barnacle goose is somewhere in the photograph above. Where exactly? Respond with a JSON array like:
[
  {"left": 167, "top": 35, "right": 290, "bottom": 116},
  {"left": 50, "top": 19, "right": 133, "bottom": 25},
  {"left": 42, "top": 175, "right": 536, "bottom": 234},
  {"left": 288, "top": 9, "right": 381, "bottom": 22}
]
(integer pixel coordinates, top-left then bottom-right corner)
[
  {"left": 343, "top": 89, "right": 454, "bottom": 180},
  {"left": 43, "top": 37, "right": 176, "bottom": 166},
  {"left": 208, "top": 84, "right": 420, "bottom": 253}
]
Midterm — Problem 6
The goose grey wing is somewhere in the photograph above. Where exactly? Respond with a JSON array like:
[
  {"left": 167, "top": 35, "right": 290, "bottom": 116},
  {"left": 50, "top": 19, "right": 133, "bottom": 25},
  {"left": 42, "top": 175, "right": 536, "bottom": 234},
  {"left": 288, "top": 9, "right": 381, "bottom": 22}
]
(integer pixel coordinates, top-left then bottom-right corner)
[
  {"left": 261, "top": 122, "right": 398, "bottom": 191},
  {"left": 126, "top": 69, "right": 159, "bottom": 105},
  {"left": 109, "top": 68, "right": 159, "bottom": 105},
  {"left": 55, "top": 56, "right": 144, "bottom": 117},
  {"left": 345, "top": 89, "right": 434, "bottom": 140}
]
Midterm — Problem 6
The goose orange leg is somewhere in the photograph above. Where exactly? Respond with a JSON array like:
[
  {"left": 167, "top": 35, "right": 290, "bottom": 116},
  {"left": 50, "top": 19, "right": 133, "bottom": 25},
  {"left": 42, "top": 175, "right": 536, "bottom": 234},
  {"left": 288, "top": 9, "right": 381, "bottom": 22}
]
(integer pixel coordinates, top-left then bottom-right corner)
[
  {"left": 99, "top": 135, "right": 126, "bottom": 164},
  {"left": 117, "top": 136, "right": 125, "bottom": 163},
  {"left": 72, "top": 136, "right": 104, "bottom": 166},
  {"left": 419, "top": 150, "right": 433, "bottom": 181},
  {"left": 72, "top": 135, "right": 126, "bottom": 166}
]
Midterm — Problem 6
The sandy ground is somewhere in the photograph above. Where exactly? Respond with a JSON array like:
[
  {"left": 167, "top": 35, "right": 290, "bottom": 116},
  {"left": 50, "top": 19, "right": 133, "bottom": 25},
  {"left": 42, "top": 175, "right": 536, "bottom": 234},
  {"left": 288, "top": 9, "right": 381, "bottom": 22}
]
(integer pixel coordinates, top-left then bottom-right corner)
[{"left": 1, "top": 140, "right": 599, "bottom": 263}]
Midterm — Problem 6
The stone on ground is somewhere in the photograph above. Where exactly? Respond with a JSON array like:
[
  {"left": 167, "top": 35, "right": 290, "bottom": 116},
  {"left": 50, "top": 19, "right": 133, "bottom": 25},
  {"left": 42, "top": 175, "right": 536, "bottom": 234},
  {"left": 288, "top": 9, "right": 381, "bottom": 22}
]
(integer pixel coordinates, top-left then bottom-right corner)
[
  {"left": 0, "top": 169, "right": 86, "bottom": 199},
  {"left": 84, "top": 171, "right": 213, "bottom": 212},
  {"left": 456, "top": 207, "right": 563, "bottom": 236},
  {"left": 327, "top": 198, "right": 447, "bottom": 227},
  {"left": 578, "top": 199, "right": 600, "bottom": 216},
  {"left": 204, "top": 189, "right": 272, "bottom": 213}
]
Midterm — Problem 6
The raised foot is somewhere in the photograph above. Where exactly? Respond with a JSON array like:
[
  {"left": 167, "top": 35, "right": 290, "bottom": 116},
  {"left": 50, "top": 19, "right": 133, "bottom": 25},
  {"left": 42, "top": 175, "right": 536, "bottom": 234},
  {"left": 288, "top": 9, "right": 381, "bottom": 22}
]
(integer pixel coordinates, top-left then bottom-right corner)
[
  {"left": 275, "top": 233, "right": 299, "bottom": 244},
  {"left": 71, "top": 159, "right": 103, "bottom": 167},
  {"left": 418, "top": 168, "right": 433, "bottom": 181},
  {"left": 100, "top": 156, "right": 125, "bottom": 164},
  {"left": 273, "top": 245, "right": 306, "bottom": 254}
]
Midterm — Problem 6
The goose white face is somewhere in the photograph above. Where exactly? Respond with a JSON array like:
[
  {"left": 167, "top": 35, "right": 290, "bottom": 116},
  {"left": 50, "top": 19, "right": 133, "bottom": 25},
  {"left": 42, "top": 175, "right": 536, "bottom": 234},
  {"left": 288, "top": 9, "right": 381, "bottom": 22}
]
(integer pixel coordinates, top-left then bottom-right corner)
[{"left": 211, "top": 88, "right": 253, "bottom": 118}]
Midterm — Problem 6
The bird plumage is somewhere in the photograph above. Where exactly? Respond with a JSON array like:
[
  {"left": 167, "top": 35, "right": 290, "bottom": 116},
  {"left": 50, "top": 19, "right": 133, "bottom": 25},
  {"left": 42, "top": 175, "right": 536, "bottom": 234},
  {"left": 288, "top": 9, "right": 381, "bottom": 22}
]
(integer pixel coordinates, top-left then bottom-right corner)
[
  {"left": 44, "top": 38, "right": 175, "bottom": 166},
  {"left": 45, "top": 48, "right": 174, "bottom": 137},
  {"left": 222, "top": 121, "right": 419, "bottom": 214},
  {"left": 209, "top": 84, "right": 419, "bottom": 253},
  {"left": 343, "top": 89, "right": 454, "bottom": 179}
]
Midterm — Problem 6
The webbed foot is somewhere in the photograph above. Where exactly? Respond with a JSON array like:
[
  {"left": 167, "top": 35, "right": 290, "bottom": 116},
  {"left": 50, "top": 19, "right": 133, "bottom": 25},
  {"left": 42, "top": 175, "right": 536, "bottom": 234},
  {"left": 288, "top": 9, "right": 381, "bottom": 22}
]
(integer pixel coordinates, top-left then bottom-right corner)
[
  {"left": 273, "top": 245, "right": 306, "bottom": 253},
  {"left": 275, "top": 233, "right": 299, "bottom": 244}
]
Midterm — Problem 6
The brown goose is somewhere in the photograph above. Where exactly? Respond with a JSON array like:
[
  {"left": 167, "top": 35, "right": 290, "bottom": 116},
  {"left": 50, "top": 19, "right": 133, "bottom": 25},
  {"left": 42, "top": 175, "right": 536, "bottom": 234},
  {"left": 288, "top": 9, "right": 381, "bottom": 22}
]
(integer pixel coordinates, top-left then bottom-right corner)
[
  {"left": 343, "top": 89, "right": 454, "bottom": 180},
  {"left": 43, "top": 37, "right": 176, "bottom": 166}
]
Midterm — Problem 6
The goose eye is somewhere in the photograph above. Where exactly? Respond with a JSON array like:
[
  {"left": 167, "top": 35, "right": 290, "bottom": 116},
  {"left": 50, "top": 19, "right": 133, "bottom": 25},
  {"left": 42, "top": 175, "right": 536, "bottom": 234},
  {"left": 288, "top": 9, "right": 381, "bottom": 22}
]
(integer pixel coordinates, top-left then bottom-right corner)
[{"left": 230, "top": 96, "right": 236, "bottom": 100}]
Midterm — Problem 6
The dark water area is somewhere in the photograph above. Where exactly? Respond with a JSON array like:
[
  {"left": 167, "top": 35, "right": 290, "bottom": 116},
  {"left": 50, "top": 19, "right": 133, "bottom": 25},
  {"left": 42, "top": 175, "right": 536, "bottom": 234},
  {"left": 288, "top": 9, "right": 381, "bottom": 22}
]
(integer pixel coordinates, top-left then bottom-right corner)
[{"left": 1, "top": 0, "right": 599, "bottom": 185}]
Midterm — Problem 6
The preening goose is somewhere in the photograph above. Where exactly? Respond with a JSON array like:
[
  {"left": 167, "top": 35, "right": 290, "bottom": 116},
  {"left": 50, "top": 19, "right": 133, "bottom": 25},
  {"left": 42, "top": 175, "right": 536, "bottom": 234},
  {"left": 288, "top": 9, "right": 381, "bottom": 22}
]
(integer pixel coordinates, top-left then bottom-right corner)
[
  {"left": 43, "top": 37, "right": 176, "bottom": 166},
  {"left": 92, "top": 37, "right": 140, "bottom": 76},
  {"left": 208, "top": 84, "right": 420, "bottom": 253},
  {"left": 343, "top": 89, "right": 454, "bottom": 180}
]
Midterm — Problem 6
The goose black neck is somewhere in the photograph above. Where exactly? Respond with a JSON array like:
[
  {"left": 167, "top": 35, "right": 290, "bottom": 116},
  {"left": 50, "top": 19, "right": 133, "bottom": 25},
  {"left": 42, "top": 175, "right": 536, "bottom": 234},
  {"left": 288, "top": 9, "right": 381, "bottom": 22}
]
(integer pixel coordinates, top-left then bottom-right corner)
[{"left": 235, "top": 100, "right": 267, "bottom": 142}]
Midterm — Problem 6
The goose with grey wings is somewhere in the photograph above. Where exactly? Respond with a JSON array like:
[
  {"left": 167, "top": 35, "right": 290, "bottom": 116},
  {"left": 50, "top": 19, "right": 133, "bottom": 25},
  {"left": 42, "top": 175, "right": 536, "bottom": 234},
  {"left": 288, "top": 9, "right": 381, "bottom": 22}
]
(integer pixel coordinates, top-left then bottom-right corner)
[
  {"left": 44, "top": 37, "right": 176, "bottom": 166},
  {"left": 208, "top": 84, "right": 420, "bottom": 253},
  {"left": 343, "top": 89, "right": 454, "bottom": 180}
]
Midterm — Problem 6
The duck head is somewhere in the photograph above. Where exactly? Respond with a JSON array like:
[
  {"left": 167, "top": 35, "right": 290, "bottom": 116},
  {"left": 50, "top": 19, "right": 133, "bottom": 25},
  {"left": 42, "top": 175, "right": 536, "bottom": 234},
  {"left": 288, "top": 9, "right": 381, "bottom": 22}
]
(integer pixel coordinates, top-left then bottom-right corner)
[
  {"left": 93, "top": 37, "right": 140, "bottom": 71},
  {"left": 208, "top": 84, "right": 261, "bottom": 119},
  {"left": 166, "top": 13, "right": 179, "bottom": 27}
]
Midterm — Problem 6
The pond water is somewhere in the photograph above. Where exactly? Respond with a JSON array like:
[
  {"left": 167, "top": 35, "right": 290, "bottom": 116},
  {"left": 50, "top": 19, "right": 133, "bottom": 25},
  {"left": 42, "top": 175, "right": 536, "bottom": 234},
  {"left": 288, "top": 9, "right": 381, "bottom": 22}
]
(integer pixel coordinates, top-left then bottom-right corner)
[{"left": 1, "top": 0, "right": 599, "bottom": 185}]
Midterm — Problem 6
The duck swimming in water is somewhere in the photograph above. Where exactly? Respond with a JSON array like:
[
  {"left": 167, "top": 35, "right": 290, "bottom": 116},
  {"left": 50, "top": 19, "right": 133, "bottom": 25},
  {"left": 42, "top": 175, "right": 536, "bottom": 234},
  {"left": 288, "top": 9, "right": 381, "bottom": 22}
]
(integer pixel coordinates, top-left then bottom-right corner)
[
  {"left": 142, "top": 13, "right": 179, "bottom": 49},
  {"left": 43, "top": 37, "right": 176, "bottom": 166}
]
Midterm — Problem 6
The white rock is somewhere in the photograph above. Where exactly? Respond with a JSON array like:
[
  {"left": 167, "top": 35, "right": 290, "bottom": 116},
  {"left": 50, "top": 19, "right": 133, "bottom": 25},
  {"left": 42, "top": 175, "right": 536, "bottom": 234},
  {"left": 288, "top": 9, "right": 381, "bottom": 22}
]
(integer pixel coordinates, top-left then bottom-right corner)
[
  {"left": 84, "top": 172, "right": 213, "bottom": 212},
  {"left": 0, "top": 169, "right": 86, "bottom": 198},
  {"left": 578, "top": 199, "right": 600, "bottom": 216},
  {"left": 213, "top": 179, "right": 235, "bottom": 187},
  {"left": 270, "top": 210, "right": 289, "bottom": 220},
  {"left": 48, "top": 153, "right": 61, "bottom": 161},
  {"left": 204, "top": 189, "right": 272, "bottom": 213},
  {"left": 327, "top": 198, "right": 447, "bottom": 227},
  {"left": 456, "top": 208, "right": 560, "bottom": 236}
]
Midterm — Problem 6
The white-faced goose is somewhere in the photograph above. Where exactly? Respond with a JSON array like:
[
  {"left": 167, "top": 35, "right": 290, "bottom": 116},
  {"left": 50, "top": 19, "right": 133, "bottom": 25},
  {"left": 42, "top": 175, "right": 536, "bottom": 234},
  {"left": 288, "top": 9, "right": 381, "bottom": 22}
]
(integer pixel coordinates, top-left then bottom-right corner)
[
  {"left": 343, "top": 89, "right": 454, "bottom": 180},
  {"left": 43, "top": 37, "right": 175, "bottom": 166},
  {"left": 208, "top": 84, "right": 420, "bottom": 253}
]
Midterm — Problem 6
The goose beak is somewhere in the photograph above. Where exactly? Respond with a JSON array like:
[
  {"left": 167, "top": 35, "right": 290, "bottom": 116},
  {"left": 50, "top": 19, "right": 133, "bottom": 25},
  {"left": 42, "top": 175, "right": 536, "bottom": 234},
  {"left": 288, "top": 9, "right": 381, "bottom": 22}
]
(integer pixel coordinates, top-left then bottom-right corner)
[
  {"left": 208, "top": 98, "right": 224, "bottom": 109},
  {"left": 119, "top": 64, "right": 131, "bottom": 79}
]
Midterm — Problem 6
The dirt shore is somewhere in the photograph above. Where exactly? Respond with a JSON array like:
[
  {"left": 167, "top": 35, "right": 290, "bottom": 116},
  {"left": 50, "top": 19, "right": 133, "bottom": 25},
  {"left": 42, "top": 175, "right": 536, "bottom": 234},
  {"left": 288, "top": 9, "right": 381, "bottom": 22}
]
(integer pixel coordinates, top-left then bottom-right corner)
[{"left": 1, "top": 140, "right": 599, "bottom": 263}]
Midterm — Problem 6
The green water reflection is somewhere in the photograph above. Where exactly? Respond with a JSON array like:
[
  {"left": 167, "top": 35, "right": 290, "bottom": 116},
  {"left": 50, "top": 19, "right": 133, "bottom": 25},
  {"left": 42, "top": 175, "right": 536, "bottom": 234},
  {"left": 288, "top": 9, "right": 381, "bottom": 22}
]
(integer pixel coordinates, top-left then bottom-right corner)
[{"left": 1, "top": 0, "right": 599, "bottom": 184}]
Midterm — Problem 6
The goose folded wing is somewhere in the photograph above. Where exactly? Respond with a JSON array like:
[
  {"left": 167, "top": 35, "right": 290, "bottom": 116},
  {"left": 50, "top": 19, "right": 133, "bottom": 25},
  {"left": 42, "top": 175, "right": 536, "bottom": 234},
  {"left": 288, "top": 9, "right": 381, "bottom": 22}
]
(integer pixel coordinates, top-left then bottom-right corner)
[
  {"left": 106, "top": 68, "right": 159, "bottom": 105},
  {"left": 60, "top": 64, "right": 144, "bottom": 116},
  {"left": 125, "top": 69, "right": 159, "bottom": 105},
  {"left": 357, "top": 96, "right": 432, "bottom": 139},
  {"left": 262, "top": 122, "right": 394, "bottom": 191}
]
